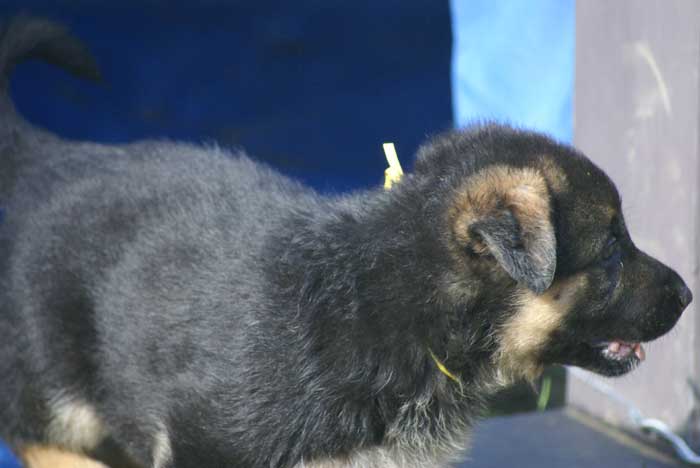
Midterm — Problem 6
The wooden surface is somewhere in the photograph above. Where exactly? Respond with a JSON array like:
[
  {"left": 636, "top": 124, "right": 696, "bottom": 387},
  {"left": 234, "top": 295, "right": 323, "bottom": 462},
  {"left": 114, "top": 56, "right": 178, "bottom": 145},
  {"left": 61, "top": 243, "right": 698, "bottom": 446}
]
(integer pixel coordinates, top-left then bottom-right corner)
[
  {"left": 464, "top": 409, "right": 679, "bottom": 467},
  {"left": 571, "top": 0, "right": 700, "bottom": 442}
]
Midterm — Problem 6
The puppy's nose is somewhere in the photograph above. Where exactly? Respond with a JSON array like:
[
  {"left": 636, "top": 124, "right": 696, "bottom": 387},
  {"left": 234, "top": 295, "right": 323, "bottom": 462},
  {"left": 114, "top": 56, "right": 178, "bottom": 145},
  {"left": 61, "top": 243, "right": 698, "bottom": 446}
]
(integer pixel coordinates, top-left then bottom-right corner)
[
  {"left": 667, "top": 269, "right": 693, "bottom": 311},
  {"left": 677, "top": 284, "right": 693, "bottom": 310}
]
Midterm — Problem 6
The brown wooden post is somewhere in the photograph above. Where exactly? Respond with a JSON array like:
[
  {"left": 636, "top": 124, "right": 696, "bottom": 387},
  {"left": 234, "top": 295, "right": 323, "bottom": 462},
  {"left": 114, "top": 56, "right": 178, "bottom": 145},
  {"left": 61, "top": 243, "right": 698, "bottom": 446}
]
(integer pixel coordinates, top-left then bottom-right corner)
[{"left": 571, "top": 0, "right": 700, "bottom": 447}]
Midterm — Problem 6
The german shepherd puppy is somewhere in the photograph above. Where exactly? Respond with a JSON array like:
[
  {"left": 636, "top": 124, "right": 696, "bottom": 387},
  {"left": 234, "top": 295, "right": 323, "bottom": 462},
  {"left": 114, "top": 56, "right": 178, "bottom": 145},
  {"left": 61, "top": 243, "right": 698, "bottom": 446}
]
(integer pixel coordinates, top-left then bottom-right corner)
[{"left": 0, "top": 17, "right": 692, "bottom": 468}]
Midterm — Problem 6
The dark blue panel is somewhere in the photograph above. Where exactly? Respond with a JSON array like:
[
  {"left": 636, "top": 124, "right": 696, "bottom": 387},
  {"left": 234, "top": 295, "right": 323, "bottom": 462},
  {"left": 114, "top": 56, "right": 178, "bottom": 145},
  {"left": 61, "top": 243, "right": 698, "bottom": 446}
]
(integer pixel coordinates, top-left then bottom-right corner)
[{"left": 1, "top": 1, "right": 453, "bottom": 192}]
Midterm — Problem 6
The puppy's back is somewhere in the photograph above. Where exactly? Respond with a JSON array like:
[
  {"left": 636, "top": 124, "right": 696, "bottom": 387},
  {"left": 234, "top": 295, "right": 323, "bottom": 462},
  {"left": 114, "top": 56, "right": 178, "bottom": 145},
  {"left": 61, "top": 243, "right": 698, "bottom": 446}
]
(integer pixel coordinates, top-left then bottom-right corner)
[{"left": 0, "top": 18, "right": 321, "bottom": 457}]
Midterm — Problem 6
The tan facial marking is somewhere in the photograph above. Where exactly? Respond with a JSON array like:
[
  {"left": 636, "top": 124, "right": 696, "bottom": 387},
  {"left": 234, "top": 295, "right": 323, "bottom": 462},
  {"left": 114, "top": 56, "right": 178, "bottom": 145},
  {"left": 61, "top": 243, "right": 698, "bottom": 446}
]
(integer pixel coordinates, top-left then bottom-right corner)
[{"left": 496, "top": 275, "right": 588, "bottom": 382}]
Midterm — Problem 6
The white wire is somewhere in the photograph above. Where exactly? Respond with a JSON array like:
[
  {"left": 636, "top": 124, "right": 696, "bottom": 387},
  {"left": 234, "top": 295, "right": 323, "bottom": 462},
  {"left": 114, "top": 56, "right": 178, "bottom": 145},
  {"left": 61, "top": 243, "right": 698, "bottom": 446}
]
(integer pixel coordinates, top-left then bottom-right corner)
[{"left": 568, "top": 367, "right": 700, "bottom": 464}]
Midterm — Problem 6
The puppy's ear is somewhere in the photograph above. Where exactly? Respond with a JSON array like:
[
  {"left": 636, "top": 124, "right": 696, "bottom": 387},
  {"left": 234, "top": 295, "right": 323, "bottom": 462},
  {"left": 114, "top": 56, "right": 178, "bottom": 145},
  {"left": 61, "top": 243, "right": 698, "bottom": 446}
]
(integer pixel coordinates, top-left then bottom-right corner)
[{"left": 451, "top": 166, "right": 556, "bottom": 294}]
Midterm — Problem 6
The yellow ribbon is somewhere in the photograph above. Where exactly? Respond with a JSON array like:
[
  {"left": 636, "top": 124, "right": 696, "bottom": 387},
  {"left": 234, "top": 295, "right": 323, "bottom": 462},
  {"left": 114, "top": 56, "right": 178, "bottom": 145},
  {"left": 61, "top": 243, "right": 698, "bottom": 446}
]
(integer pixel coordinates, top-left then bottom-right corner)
[
  {"left": 381, "top": 142, "right": 462, "bottom": 389},
  {"left": 383, "top": 143, "right": 404, "bottom": 190}
]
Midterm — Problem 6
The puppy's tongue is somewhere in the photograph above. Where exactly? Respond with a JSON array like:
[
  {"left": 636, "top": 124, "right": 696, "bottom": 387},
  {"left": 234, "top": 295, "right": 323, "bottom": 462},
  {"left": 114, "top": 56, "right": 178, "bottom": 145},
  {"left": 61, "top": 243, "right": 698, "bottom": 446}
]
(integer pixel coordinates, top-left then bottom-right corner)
[{"left": 607, "top": 341, "right": 645, "bottom": 361}]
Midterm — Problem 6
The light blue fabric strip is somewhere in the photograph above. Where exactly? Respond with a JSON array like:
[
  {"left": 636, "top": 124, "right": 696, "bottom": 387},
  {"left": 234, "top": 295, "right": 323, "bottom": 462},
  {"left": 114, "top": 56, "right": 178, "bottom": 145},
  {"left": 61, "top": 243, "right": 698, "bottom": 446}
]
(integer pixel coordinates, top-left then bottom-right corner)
[{"left": 450, "top": 0, "right": 574, "bottom": 142}]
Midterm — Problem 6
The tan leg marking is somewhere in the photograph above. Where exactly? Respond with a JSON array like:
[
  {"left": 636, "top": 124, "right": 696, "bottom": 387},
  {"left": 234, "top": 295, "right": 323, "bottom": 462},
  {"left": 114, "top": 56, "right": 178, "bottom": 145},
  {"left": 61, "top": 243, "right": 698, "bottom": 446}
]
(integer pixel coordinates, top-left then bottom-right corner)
[
  {"left": 21, "top": 445, "right": 106, "bottom": 468},
  {"left": 47, "top": 396, "right": 108, "bottom": 452}
]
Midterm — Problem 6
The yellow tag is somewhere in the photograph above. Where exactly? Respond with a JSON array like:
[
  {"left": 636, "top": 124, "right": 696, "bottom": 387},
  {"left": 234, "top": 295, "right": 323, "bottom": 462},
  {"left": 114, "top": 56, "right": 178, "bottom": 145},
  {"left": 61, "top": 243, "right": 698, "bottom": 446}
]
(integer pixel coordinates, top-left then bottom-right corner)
[{"left": 383, "top": 142, "right": 404, "bottom": 190}]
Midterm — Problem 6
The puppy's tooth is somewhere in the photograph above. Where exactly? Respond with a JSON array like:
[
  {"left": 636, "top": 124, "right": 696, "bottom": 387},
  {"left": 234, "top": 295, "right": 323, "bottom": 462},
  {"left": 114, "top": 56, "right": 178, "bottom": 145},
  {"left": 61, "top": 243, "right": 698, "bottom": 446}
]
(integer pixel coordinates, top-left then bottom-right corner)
[
  {"left": 635, "top": 344, "right": 646, "bottom": 361},
  {"left": 608, "top": 341, "right": 621, "bottom": 353}
]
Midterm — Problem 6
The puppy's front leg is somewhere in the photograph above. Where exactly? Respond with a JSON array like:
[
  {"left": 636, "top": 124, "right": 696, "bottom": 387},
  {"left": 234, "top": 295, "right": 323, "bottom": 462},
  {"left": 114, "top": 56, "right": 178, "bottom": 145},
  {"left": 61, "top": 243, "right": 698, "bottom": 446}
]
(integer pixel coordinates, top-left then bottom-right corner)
[{"left": 20, "top": 445, "right": 107, "bottom": 468}]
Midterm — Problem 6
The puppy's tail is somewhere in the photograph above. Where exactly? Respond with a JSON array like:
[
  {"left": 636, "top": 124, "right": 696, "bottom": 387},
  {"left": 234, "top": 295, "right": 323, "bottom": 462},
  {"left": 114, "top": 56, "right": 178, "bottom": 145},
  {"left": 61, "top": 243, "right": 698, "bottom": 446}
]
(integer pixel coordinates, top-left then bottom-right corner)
[
  {"left": 0, "top": 15, "right": 101, "bottom": 104},
  {"left": 0, "top": 17, "right": 101, "bottom": 206}
]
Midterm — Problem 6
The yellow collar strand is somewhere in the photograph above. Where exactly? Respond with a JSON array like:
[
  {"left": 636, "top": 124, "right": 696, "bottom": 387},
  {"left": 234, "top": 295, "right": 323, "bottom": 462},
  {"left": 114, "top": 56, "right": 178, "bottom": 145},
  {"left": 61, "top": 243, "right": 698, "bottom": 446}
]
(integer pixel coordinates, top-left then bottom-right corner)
[
  {"left": 427, "top": 347, "right": 463, "bottom": 386},
  {"left": 382, "top": 143, "right": 462, "bottom": 390}
]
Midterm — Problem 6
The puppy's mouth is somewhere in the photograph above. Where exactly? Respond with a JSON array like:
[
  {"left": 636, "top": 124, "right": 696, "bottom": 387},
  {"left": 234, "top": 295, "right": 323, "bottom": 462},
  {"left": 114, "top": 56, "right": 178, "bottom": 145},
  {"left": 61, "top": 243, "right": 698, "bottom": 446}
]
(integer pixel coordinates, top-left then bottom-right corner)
[
  {"left": 596, "top": 340, "right": 646, "bottom": 362},
  {"left": 576, "top": 339, "right": 647, "bottom": 376},
  {"left": 556, "top": 339, "right": 649, "bottom": 377}
]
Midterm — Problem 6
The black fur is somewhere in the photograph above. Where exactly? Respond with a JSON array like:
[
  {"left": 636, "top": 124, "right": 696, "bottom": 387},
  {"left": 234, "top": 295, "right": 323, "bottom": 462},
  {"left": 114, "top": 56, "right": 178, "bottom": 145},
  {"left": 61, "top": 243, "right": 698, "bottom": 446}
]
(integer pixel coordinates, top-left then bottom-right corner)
[{"left": 0, "top": 17, "right": 692, "bottom": 468}]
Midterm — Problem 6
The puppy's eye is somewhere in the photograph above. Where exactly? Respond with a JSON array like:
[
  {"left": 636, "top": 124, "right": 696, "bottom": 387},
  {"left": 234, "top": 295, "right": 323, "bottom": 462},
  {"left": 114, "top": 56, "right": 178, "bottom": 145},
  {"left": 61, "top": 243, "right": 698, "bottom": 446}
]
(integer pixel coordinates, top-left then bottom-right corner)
[{"left": 601, "top": 236, "right": 619, "bottom": 261}]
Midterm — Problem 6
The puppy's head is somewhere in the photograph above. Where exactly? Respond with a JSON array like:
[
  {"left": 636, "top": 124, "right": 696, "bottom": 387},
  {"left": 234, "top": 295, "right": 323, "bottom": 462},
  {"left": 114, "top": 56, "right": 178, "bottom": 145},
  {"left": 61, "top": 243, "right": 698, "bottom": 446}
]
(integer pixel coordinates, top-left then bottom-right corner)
[{"left": 415, "top": 125, "right": 691, "bottom": 381}]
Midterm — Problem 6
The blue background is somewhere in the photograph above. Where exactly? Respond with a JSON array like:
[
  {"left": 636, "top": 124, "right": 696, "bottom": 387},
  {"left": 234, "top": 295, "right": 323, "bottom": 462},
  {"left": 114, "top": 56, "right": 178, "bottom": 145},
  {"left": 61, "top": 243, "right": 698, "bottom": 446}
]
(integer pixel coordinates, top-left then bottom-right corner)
[
  {"left": 2, "top": 0, "right": 453, "bottom": 192},
  {"left": 451, "top": 0, "right": 573, "bottom": 143}
]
